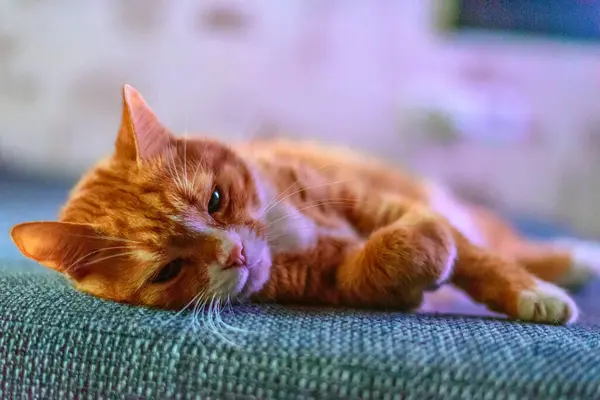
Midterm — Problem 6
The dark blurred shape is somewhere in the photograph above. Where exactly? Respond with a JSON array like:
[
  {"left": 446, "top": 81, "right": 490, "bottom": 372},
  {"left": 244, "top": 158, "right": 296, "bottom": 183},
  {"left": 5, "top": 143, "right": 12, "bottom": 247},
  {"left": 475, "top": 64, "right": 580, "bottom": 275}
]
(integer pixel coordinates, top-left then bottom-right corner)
[
  {"left": 113, "top": 0, "right": 167, "bottom": 36},
  {"left": 0, "top": 32, "right": 18, "bottom": 60},
  {"left": 198, "top": 4, "right": 251, "bottom": 34},
  {"left": 446, "top": 0, "right": 600, "bottom": 41}
]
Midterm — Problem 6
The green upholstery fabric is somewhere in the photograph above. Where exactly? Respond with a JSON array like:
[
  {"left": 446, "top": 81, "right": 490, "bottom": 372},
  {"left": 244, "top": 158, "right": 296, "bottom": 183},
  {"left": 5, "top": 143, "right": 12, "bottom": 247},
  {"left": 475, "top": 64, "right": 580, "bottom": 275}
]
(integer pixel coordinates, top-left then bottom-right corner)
[{"left": 1, "top": 261, "right": 600, "bottom": 399}]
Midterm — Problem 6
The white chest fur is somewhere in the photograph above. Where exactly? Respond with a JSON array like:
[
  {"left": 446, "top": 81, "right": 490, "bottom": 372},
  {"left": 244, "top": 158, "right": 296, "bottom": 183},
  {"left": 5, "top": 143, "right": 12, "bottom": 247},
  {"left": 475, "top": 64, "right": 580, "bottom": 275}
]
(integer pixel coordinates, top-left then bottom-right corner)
[
  {"left": 265, "top": 201, "right": 318, "bottom": 255},
  {"left": 425, "top": 181, "right": 485, "bottom": 246}
]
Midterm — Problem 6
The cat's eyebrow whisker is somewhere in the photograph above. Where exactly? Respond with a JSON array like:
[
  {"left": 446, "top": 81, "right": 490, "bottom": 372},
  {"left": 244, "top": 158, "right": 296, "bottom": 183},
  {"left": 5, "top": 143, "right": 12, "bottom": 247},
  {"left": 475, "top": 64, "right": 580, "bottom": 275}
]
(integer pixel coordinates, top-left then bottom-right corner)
[
  {"left": 263, "top": 198, "right": 356, "bottom": 230},
  {"left": 261, "top": 179, "right": 351, "bottom": 219},
  {"left": 260, "top": 180, "right": 301, "bottom": 220},
  {"left": 66, "top": 234, "right": 143, "bottom": 245},
  {"left": 167, "top": 143, "right": 185, "bottom": 192},
  {"left": 258, "top": 161, "right": 345, "bottom": 216},
  {"left": 162, "top": 145, "right": 179, "bottom": 190},
  {"left": 80, "top": 251, "right": 138, "bottom": 267},
  {"left": 182, "top": 130, "right": 193, "bottom": 198},
  {"left": 64, "top": 246, "right": 133, "bottom": 272},
  {"left": 191, "top": 160, "right": 203, "bottom": 190}
]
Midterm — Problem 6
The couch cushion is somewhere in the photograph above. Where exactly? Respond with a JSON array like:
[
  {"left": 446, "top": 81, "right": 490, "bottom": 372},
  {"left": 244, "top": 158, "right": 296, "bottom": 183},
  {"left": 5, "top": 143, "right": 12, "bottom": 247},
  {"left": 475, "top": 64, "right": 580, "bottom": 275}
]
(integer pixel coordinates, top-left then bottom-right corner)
[{"left": 1, "top": 261, "right": 600, "bottom": 399}]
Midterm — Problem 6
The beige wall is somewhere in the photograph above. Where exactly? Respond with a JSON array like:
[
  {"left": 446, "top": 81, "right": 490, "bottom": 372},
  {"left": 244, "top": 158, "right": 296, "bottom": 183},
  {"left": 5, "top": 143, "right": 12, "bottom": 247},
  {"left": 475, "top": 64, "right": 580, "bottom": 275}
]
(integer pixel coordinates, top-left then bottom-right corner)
[{"left": 2, "top": 1, "right": 600, "bottom": 235}]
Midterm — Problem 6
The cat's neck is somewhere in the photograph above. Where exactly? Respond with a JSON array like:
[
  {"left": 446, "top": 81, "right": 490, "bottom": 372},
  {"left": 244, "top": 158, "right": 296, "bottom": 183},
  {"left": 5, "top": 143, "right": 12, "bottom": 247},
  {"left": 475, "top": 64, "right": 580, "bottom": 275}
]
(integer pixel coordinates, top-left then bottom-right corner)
[{"left": 241, "top": 155, "right": 319, "bottom": 256}]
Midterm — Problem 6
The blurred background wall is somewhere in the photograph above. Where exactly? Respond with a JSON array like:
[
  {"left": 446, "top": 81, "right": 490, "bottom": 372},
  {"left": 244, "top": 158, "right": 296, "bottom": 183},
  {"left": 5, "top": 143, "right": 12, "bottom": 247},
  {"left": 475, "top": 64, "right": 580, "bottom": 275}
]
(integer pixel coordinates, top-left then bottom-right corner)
[{"left": 2, "top": 0, "right": 600, "bottom": 236}]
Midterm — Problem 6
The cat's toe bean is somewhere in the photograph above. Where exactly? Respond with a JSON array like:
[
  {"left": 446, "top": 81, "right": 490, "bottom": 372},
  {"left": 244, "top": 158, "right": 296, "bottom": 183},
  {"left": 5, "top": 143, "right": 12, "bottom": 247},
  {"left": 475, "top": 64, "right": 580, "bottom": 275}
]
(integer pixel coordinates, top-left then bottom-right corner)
[{"left": 517, "top": 279, "right": 578, "bottom": 325}]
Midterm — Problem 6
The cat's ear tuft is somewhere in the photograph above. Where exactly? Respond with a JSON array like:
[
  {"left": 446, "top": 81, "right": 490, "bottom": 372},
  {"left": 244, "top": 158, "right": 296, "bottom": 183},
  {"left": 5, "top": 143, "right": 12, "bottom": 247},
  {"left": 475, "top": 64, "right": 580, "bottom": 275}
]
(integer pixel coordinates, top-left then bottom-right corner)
[
  {"left": 115, "top": 84, "right": 173, "bottom": 163},
  {"left": 10, "top": 221, "right": 122, "bottom": 280}
]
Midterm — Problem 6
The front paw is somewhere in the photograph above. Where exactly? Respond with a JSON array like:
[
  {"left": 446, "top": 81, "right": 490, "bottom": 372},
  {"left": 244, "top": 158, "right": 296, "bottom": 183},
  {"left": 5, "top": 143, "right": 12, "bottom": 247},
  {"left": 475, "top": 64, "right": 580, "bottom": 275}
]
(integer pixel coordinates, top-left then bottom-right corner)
[{"left": 517, "top": 279, "right": 579, "bottom": 325}]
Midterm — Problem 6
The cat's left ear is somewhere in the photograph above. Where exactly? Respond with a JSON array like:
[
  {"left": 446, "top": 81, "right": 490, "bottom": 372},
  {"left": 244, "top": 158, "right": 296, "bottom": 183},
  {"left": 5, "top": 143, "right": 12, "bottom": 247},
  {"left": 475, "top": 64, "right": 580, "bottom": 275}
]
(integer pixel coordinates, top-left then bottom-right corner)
[
  {"left": 10, "top": 221, "right": 123, "bottom": 280},
  {"left": 115, "top": 84, "right": 174, "bottom": 163}
]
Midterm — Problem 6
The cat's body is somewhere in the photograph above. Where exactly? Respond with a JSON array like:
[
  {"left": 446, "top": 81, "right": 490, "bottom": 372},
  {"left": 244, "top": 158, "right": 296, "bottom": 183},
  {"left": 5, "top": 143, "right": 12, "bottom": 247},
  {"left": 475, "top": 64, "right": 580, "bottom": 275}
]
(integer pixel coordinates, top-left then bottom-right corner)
[{"left": 11, "top": 85, "right": 600, "bottom": 325}]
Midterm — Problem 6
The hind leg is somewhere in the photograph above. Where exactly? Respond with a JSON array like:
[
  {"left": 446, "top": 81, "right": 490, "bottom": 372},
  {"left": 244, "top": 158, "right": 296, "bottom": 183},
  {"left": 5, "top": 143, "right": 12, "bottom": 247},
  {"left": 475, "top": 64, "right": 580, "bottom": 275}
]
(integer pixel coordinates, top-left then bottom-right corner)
[
  {"left": 463, "top": 204, "right": 600, "bottom": 287},
  {"left": 512, "top": 239, "right": 600, "bottom": 288},
  {"left": 450, "top": 232, "right": 579, "bottom": 325},
  {"left": 485, "top": 220, "right": 600, "bottom": 288}
]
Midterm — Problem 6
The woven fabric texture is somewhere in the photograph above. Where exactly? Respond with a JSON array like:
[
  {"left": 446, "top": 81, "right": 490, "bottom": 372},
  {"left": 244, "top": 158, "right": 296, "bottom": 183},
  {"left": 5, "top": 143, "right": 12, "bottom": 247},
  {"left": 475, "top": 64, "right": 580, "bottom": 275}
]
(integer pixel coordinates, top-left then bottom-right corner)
[{"left": 1, "top": 261, "right": 600, "bottom": 400}]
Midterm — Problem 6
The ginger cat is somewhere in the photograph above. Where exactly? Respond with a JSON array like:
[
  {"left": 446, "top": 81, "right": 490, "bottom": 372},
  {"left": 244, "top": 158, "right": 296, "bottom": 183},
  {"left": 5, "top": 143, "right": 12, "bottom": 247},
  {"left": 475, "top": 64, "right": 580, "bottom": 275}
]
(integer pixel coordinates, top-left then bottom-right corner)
[{"left": 10, "top": 85, "right": 600, "bottom": 325}]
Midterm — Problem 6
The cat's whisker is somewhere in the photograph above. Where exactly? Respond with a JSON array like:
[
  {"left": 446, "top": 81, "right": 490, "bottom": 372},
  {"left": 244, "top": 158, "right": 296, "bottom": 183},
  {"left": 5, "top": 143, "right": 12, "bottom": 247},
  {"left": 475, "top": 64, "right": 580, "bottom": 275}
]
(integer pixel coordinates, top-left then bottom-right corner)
[
  {"left": 257, "top": 160, "right": 346, "bottom": 217},
  {"left": 183, "top": 130, "right": 188, "bottom": 190},
  {"left": 80, "top": 251, "right": 138, "bottom": 267},
  {"left": 186, "top": 297, "right": 209, "bottom": 352},
  {"left": 202, "top": 296, "right": 237, "bottom": 346},
  {"left": 64, "top": 246, "right": 133, "bottom": 272},
  {"left": 190, "top": 297, "right": 207, "bottom": 337},
  {"left": 262, "top": 161, "right": 340, "bottom": 208},
  {"left": 191, "top": 160, "right": 203, "bottom": 191},
  {"left": 260, "top": 180, "right": 301, "bottom": 219},
  {"left": 66, "top": 234, "right": 143, "bottom": 245},
  {"left": 160, "top": 290, "right": 206, "bottom": 329},
  {"left": 183, "top": 129, "right": 195, "bottom": 198},
  {"left": 261, "top": 179, "right": 351, "bottom": 219},
  {"left": 167, "top": 143, "right": 185, "bottom": 192},
  {"left": 265, "top": 212, "right": 351, "bottom": 242},
  {"left": 213, "top": 296, "right": 249, "bottom": 335},
  {"left": 263, "top": 199, "right": 356, "bottom": 231},
  {"left": 192, "top": 295, "right": 207, "bottom": 329},
  {"left": 163, "top": 143, "right": 176, "bottom": 179}
]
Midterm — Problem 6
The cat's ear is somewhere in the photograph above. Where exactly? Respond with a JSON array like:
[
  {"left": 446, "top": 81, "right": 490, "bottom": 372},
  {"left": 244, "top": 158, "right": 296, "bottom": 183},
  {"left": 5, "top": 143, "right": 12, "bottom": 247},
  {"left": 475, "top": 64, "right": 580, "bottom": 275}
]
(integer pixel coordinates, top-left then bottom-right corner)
[
  {"left": 115, "top": 84, "right": 174, "bottom": 162},
  {"left": 10, "top": 221, "right": 121, "bottom": 280}
]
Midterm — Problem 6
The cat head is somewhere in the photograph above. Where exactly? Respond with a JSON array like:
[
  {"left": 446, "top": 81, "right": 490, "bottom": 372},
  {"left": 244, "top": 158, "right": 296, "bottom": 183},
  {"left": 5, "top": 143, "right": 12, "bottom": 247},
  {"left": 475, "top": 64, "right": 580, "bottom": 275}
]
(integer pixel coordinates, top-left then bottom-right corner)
[{"left": 10, "top": 85, "right": 272, "bottom": 309}]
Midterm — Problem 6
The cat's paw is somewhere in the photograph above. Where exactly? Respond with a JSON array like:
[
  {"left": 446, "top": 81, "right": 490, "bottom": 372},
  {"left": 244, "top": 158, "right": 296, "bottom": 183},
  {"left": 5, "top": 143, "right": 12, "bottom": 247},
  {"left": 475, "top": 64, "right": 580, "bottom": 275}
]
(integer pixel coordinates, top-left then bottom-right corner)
[
  {"left": 517, "top": 279, "right": 578, "bottom": 325},
  {"left": 553, "top": 238, "right": 600, "bottom": 286}
]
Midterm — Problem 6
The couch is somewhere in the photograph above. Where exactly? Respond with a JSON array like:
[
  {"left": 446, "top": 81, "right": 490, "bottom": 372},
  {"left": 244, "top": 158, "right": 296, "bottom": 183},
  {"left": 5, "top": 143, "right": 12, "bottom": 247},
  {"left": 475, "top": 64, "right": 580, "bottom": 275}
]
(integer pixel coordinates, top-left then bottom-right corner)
[{"left": 2, "top": 174, "right": 600, "bottom": 399}]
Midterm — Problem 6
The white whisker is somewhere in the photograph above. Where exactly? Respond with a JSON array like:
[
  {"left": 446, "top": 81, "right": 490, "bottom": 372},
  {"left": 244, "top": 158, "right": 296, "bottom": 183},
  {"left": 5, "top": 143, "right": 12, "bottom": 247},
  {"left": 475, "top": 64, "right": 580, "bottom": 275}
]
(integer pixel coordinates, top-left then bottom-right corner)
[
  {"left": 261, "top": 179, "right": 351, "bottom": 219},
  {"left": 203, "top": 296, "right": 237, "bottom": 346},
  {"left": 64, "top": 246, "right": 132, "bottom": 272},
  {"left": 213, "top": 296, "right": 249, "bottom": 335},
  {"left": 80, "top": 250, "right": 138, "bottom": 267},
  {"left": 160, "top": 290, "right": 206, "bottom": 329},
  {"left": 183, "top": 129, "right": 191, "bottom": 197},
  {"left": 67, "top": 234, "right": 143, "bottom": 245},
  {"left": 263, "top": 199, "right": 355, "bottom": 231},
  {"left": 167, "top": 143, "right": 185, "bottom": 192},
  {"left": 258, "top": 160, "right": 346, "bottom": 215}
]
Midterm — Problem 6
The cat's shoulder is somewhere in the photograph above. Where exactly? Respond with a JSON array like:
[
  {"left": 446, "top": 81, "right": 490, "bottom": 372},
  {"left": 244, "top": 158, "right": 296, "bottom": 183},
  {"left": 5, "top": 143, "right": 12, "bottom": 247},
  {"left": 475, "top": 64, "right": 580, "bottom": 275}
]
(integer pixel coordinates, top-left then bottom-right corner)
[{"left": 235, "top": 138, "right": 382, "bottom": 167}]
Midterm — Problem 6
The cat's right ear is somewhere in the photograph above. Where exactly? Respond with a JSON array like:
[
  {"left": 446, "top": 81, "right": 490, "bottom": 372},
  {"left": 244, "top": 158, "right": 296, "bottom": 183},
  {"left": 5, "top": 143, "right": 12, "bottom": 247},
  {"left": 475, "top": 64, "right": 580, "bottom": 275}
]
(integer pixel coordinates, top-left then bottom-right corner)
[
  {"left": 115, "top": 85, "right": 174, "bottom": 163},
  {"left": 10, "top": 221, "right": 121, "bottom": 280}
]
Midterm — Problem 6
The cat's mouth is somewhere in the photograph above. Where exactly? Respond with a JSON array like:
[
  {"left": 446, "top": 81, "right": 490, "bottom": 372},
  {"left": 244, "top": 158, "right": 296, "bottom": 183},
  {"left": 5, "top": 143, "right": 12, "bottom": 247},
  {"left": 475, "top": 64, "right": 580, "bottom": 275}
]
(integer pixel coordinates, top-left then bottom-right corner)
[{"left": 221, "top": 258, "right": 262, "bottom": 270}]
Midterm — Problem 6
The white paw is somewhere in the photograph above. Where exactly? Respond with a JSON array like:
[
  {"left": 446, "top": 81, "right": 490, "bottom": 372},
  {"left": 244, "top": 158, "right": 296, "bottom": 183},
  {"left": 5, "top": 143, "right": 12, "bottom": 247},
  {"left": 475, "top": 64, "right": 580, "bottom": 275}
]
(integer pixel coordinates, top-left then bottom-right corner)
[
  {"left": 517, "top": 279, "right": 579, "bottom": 325},
  {"left": 553, "top": 237, "right": 600, "bottom": 286}
]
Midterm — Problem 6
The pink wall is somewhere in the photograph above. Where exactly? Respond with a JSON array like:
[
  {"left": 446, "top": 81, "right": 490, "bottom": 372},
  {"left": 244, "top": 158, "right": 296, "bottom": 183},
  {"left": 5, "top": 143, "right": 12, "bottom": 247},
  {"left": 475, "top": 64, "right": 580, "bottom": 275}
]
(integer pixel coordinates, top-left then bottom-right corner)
[{"left": 2, "top": 1, "right": 600, "bottom": 234}]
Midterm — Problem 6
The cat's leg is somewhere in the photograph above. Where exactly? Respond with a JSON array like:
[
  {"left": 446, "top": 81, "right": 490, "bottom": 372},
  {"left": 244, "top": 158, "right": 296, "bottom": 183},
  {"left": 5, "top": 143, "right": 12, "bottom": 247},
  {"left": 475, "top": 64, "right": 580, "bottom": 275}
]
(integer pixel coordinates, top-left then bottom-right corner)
[
  {"left": 447, "top": 202, "right": 600, "bottom": 288},
  {"left": 509, "top": 240, "right": 600, "bottom": 288},
  {"left": 450, "top": 233, "right": 578, "bottom": 324},
  {"left": 336, "top": 204, "right": 457, "bottom": 310},
  {"left": 340, "top": 191, "right": 578, "bottom": 323}
]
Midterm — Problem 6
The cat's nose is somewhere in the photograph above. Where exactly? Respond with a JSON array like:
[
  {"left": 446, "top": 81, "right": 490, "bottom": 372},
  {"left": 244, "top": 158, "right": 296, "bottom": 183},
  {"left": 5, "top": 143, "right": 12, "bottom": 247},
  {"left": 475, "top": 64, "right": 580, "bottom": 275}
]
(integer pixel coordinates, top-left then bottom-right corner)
[{"left": 225, "top": 244, "right": 246, "bottom": 268}]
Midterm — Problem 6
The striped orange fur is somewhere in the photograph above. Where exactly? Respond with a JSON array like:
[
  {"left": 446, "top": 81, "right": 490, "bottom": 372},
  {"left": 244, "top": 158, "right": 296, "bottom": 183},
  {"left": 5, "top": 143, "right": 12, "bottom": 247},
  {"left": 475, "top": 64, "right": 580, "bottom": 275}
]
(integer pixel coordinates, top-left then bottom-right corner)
[{"left": 10, "top": 85, "right": 600, "bottom": 325}]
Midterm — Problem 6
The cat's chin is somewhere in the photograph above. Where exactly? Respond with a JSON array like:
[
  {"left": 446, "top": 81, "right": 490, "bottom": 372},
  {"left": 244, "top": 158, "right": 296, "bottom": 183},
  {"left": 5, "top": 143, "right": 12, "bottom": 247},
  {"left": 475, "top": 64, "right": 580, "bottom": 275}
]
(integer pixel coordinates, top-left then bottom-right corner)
[{"left": 236, "top": 251, "right": 272, "bottom": 301}]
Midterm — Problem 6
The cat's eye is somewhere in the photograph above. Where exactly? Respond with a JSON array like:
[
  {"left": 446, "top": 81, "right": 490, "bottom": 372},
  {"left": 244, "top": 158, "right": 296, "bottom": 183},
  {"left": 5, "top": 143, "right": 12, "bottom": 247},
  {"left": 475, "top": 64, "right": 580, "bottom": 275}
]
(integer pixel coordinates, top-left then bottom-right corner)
[
  {"left": 152, "top": 258, "right": 184, "bottom": 284},
  {"left": 208, "top": 187, "right": 222, "bottom": 214}
]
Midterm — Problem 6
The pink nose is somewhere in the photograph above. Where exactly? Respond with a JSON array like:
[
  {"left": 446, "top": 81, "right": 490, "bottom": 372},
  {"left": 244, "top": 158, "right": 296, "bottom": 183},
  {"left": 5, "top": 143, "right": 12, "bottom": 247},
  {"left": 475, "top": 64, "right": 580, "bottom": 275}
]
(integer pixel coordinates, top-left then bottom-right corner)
[{"left": 225, "top": 244, "right": 246, "bottom": 268}]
